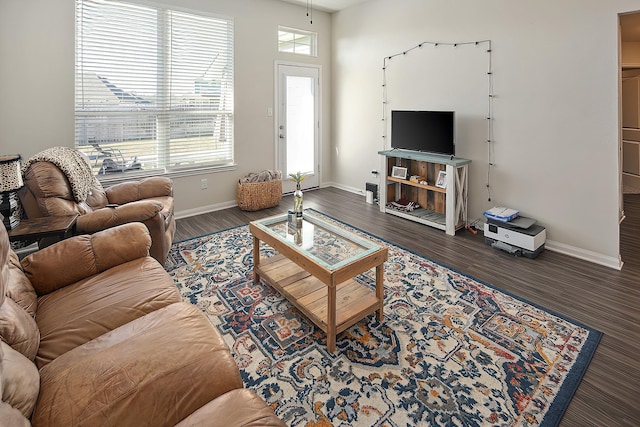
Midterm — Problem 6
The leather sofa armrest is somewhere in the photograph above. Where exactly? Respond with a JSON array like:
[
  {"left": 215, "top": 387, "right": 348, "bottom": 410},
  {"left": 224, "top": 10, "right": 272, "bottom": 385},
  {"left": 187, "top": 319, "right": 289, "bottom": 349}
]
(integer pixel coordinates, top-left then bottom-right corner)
[
  {"left": 21, "top": 223, "right": 152, "bottom": 296},
  {"left": 76, "top": 201, "right": 163, "bottom": 234},
  {"left": 106, "top": 177, "right": 173, "bottom": 205}
]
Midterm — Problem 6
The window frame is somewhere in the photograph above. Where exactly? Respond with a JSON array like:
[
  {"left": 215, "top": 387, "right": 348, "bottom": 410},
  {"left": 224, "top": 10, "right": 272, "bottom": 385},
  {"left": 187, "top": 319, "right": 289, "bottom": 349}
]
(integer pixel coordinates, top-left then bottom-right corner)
[
  {"left": 74, "top": 0, "right": 236, "bottom": 182},
  {"left": 278, "top": 26, "right": 318, "bottom": 57}
]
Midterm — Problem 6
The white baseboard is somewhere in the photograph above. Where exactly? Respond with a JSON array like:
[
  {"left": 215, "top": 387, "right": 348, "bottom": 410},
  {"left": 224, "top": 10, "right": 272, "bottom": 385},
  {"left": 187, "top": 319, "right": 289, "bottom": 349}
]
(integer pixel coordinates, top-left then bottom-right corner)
[
  {"left": 322, "top": 181, "right": 365, "bottom": 195},
  {"left": 174, "top": 185, "right": 623, "bottom": 271},
  {"left": 175, "top": 200, "right": 237, "bottom": 220},
  {"left": 545, "top": 239, "right": 623, "bottom": 270},
  {"left": 175, "top": 183, "right": 363, "bottom": 219}
]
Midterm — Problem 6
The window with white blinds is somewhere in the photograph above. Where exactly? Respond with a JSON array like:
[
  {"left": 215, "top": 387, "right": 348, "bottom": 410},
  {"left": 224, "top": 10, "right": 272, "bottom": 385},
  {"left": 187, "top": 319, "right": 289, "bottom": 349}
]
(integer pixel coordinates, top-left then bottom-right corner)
[{"left": 75, "top": 0, "right": 234, "bottom": 176}]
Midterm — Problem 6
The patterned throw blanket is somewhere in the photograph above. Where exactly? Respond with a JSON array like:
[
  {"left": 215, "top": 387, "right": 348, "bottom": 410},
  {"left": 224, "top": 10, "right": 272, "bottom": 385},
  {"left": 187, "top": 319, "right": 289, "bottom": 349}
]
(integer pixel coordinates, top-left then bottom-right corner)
[{"left": 22, "top": 147, "right": 101, "bottom": 203}]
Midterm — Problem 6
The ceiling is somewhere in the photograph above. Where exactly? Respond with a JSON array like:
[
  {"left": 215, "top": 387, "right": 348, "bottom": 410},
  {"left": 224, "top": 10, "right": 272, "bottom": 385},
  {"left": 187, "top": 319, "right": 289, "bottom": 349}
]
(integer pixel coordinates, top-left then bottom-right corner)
[
  {"left": 278, "top": 3, "right": 640, "bottom": 38},
  {"left": 278, "top": 3, "right": 640, "bottom": 41},
  {"left": 277, "top": 0, "right": 370, "bottom": 13},
  {"left": 621, "top": 12, "right": 640, "bottom": 42}
]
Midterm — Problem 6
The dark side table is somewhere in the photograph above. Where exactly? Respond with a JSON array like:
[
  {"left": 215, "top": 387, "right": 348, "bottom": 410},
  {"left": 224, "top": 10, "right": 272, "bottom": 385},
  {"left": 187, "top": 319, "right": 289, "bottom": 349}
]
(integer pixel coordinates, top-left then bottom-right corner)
[{"left": 8, "top": 214, "right": 79, "bottom": 249}]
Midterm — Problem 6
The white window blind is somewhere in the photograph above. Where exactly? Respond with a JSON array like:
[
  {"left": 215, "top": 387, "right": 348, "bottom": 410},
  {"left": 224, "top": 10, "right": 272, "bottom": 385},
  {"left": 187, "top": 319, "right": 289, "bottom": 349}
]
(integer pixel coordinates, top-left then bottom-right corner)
[{"left": 75, "top": 0, "right": 234, "bottom": 176}]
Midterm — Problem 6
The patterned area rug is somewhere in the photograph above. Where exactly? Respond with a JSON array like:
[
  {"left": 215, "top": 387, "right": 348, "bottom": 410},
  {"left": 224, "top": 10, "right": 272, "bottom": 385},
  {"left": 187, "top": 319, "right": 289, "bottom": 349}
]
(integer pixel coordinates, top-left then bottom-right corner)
[{"left": 166, "top": 210, "right": 601, "bottom": 427}]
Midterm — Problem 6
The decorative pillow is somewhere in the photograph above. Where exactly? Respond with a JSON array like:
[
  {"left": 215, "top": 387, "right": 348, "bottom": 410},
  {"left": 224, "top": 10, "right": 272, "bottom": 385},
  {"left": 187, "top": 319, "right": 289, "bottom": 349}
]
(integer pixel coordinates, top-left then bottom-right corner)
[
  {"left": 0, "top": 298, "right": 39, "bottom": 360},
  {"left": 0, "top": 341, "right": 39, "bottom": 418}
]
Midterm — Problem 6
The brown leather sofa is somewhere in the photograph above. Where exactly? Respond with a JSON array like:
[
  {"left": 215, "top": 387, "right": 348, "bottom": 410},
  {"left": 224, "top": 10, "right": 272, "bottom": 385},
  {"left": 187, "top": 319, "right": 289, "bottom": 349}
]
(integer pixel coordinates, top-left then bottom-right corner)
[
  {"left": 20, "top": 158, "right": 175, "bottom": 265},
  {"left": 0, "top": 221, "right": 285, "bottom": 427}
]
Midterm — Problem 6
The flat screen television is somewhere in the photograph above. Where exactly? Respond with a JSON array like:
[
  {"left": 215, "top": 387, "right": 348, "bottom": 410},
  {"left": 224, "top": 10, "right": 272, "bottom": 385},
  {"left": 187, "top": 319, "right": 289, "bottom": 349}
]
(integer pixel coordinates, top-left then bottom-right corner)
[{"left": 391, "top": 110, "right": 455, "bottom": 156}]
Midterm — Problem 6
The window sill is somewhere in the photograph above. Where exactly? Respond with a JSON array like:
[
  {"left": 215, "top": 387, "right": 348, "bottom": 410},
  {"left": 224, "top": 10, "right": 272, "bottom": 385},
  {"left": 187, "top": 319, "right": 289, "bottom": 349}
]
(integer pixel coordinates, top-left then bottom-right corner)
[{"left": 96, "top": 163, "right": 238, "bottom": 186}]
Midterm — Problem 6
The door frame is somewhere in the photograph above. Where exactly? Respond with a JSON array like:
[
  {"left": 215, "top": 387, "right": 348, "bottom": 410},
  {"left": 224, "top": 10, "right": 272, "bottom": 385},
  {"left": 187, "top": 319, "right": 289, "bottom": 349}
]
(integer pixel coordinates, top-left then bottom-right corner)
[
  {"left": 618, "top": 10, "right": 640, "bottom": 268},
  {"left": 274, "top": 61, "right": 322, "bottom": 192}
]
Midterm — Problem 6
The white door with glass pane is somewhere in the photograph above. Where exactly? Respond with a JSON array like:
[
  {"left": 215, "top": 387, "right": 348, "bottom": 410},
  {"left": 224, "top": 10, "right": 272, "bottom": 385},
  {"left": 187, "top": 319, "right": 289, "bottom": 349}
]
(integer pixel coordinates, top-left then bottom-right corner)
[{"left": 276, "top": 64, "right": 320, "bottom": 191}]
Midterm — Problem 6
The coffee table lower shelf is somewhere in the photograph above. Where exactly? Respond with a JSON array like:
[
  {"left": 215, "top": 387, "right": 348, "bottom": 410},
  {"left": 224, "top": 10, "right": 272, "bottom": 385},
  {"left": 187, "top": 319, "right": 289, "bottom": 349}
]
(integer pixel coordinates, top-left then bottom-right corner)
[{"left": 255, "top": 254, "right": 382, "bottom": 348}]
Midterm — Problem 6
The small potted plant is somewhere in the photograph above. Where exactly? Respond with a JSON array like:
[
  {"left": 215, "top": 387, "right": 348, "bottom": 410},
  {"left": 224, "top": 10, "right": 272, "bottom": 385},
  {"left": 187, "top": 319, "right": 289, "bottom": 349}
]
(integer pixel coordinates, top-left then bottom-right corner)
[{"left": 289, "top": 171, "right": 306, "bottom": 217}]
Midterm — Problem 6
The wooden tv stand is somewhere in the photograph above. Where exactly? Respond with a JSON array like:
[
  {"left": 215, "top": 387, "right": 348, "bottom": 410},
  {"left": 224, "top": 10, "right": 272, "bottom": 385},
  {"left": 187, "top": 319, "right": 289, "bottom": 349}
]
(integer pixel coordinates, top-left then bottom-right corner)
[{"left": 378, "top": 149, "right": 471, "bottom": 235}]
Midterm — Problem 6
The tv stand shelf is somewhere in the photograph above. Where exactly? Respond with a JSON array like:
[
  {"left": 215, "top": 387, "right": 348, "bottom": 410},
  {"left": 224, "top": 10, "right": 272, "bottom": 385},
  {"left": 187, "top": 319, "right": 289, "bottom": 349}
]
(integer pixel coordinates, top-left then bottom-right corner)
[
  {"left": 386, "top": 175, "right": 446, "bottom": 193},
  {"left": 378, "top": 149, "right": 471, "bottom": 235}
]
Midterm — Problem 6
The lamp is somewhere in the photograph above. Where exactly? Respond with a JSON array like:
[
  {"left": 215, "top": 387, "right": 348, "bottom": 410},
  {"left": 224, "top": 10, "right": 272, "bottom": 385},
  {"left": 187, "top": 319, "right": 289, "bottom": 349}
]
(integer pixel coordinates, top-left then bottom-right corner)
[{"left": 0, "top": 154, "right": 23, "bottom": 230}]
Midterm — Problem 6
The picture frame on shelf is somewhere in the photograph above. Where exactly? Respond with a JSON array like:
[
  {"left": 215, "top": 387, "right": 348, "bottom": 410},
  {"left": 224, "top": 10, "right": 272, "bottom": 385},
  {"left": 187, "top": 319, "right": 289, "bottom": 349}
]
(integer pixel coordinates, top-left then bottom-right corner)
[
  {"left": 391, "top": 166, "right": 408, "bottom": 179},
  {"left": 435, "top": 170, "right": 447, "bottom": 188}
]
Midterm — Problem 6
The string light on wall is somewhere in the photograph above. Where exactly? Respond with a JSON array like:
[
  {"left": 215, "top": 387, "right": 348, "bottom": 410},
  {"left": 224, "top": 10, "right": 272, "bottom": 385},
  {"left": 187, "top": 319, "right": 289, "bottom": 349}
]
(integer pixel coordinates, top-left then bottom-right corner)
[
  {"left": 485, "top": 43, "right": 494, "bottom": 202},
  {"left": 381, "top": 40, "right": 495, "bottom": 202}
]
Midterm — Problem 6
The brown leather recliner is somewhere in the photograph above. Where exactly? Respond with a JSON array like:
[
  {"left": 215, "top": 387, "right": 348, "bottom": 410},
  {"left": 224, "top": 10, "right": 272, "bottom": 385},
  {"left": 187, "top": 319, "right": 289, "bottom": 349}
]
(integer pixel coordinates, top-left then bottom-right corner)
[
  {"left": 19, "top": 155, "right": 175, "bottom": 265},
  {"left": 0, "top": 221, "right": 286, "bottom": 426}
]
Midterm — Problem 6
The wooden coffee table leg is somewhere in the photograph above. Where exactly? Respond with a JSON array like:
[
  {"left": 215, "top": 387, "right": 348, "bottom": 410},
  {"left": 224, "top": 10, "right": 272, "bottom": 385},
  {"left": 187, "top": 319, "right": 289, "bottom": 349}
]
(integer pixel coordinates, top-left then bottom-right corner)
[
  {"left": 253, "top": 236, "right": 260, "bottom": 283},
  {"left": 376, "top": 263, "right": 384, "bottom": 321},
  {"left": 327, "top": 285, "right": 336, "bottom": 352}
]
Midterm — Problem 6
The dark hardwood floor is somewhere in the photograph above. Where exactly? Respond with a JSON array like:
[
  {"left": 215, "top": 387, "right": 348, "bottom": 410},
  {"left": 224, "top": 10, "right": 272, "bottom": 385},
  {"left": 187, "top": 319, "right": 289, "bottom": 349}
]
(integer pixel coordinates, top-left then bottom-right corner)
[{"left": 174, "top": 187, "right": 640, "bottom": 426}]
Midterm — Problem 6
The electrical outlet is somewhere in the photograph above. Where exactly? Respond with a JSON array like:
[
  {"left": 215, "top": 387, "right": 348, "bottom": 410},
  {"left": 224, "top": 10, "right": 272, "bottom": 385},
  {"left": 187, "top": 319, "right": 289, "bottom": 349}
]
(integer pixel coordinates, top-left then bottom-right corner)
[{"left": 200, "top": 178, "right": 207, "bottom": 190}]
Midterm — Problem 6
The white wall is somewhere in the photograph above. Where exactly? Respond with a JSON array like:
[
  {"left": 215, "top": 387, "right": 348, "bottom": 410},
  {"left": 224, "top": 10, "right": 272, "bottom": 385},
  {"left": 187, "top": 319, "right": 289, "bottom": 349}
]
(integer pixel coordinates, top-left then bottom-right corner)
[
  {"left": 3, "top": 0, "right": 639, "bottom": 268},
  {"left": 0, "top": 0, "right": 331, "bottom": 216},
  {"left": 332, "top": 0, "right": 640, "bottom": 268}
]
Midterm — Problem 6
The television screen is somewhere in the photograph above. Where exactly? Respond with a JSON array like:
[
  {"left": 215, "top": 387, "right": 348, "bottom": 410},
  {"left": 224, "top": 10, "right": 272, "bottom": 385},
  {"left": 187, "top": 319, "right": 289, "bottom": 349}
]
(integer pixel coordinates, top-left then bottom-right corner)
[{"left": 391, "top": 110, "right": 455, "bottom": 156}]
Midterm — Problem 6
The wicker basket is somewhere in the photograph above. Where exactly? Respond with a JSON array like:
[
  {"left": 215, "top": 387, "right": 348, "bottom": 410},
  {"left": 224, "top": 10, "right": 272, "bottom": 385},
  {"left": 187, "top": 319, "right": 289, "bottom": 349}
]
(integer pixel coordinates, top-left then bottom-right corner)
[{"left": 236, "top": 179, "right": 282, "bottom": 211}]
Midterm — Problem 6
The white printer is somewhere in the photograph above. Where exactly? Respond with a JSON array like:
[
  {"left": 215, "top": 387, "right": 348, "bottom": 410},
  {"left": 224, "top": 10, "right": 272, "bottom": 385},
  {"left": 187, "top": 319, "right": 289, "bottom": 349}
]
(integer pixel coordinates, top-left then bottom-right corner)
[{"left": 483, "top": 214, "right": 546, "bottom": 258}]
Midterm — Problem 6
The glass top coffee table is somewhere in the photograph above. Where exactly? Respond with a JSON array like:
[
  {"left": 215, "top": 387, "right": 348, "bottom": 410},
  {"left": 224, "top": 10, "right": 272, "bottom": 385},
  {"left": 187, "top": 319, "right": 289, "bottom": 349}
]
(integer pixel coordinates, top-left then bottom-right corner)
[{"left": 249, "top": 212, "right": 388, "bottom": 353}]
